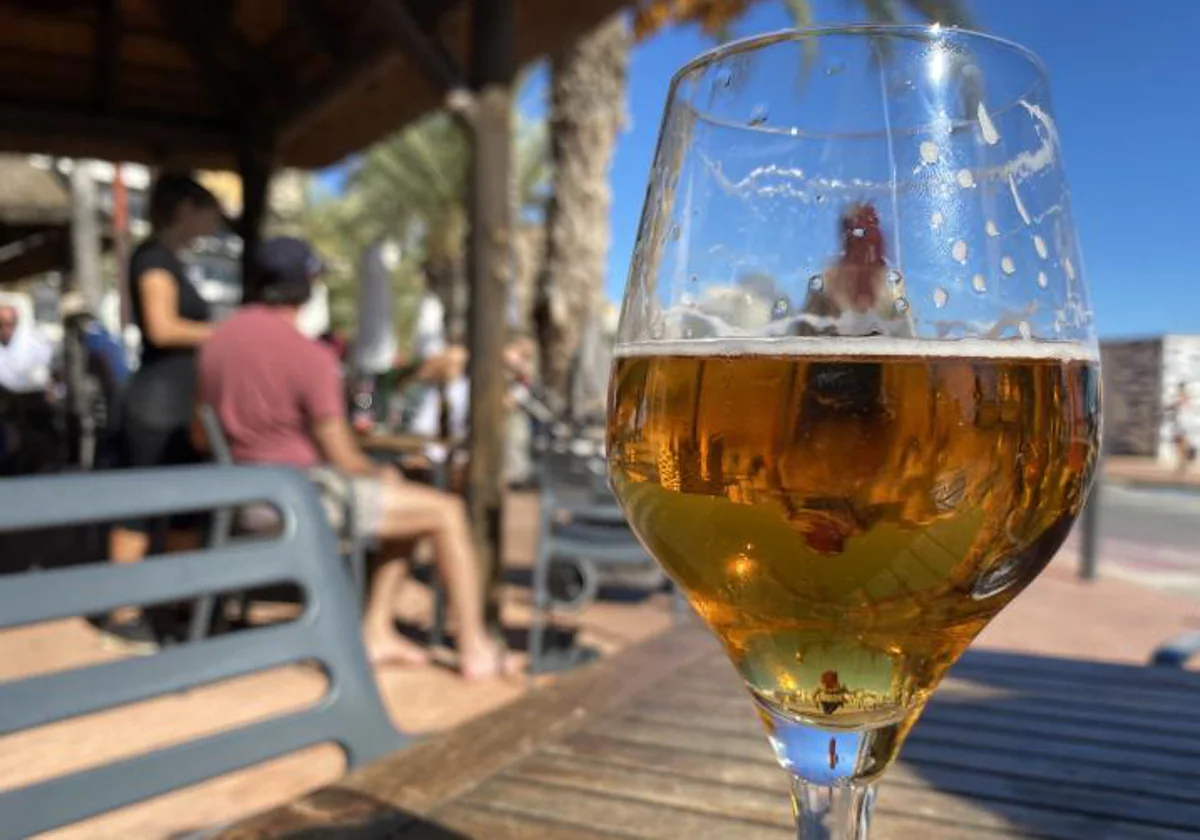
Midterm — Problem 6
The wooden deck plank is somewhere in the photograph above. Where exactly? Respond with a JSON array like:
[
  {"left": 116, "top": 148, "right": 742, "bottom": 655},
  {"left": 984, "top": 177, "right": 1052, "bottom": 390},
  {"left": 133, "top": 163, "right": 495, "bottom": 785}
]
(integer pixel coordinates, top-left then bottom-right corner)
[
  {"left": 635, "top": 688, "right": 1200, "bottom": 757},
  {"left": 458, "top": 775, "right": 789, "bottom": 840},
  {"left": 585, "top": 715, "right": 1200, "bottom": 808},
  {"left": 405, "top": 803, "right": 625, "bottom": 839},
  {"left": 217, "top": 628, "right": 717, "bottom": 839},
  {"left": 667, "top": 669, "right": 1200, "bottom": 725},
  {"left": 469, "top": 765, "right": 1029, "bottom": 840},
  {"left": 950, "top": 650, "right": 1200, "bottom": 691},
  {"left": 220, "top": 626, "right": 1200, "bottom": 839},
  {"left": 547, "top": 734, "right": 1197, "bottom": 840},
  {"left": 617, "top": 701, "right": 1200, "bottom": 783}
]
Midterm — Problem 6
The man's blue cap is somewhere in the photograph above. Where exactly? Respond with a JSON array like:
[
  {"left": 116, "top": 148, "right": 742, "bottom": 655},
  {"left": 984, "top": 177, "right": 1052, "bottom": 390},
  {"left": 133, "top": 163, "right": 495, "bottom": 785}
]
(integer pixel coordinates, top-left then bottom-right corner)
[{"left": 254, "top": 236, "right": 323, "bottom": 292}]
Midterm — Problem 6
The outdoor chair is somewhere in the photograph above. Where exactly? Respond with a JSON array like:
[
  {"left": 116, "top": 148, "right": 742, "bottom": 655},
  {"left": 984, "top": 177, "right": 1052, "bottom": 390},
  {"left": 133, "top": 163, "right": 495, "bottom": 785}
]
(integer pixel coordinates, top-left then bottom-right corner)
[
  {"left": 1151, "top": 630, "right": 1200, "bottom": 667},
  {"left": 527, "top": 438, "right": 687, "bottom": 674},
  {"left": 0, "top": 465, "right": 405, "bottom": 840},
  {"left": 187, "top": 405, "right": 369, "bottom": 643}
]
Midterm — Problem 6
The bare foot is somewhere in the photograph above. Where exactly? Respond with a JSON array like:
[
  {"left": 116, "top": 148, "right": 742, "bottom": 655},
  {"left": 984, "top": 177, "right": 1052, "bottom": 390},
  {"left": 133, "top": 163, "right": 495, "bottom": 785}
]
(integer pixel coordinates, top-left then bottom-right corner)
[
  {"left": 365, "top": 631, "right": 431, "bottom": 669},
  {"left": 459, "top": 638, "right": 519, "bottom": 680}
]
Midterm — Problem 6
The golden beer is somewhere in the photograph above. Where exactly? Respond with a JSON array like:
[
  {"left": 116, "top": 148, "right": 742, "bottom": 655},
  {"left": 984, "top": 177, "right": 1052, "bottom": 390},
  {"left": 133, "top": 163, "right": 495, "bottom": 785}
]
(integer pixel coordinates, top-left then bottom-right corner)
[{"left": 608, "top": 338, "right": 1100, "bottom": 773}]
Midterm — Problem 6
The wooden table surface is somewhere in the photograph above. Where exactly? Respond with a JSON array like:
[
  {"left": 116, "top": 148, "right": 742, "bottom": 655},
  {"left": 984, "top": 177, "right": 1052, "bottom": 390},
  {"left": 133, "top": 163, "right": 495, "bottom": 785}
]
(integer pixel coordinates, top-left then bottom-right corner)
[{"left": 221, "top": 625, "right": 1200, "bottom": 839}]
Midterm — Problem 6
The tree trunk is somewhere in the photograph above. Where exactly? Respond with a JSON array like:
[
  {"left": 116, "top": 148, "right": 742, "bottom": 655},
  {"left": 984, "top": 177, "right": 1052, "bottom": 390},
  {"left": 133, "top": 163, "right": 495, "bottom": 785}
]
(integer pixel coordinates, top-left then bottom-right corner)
[{"left": 535, "top": 13, "right": 631, "bottom": 404}]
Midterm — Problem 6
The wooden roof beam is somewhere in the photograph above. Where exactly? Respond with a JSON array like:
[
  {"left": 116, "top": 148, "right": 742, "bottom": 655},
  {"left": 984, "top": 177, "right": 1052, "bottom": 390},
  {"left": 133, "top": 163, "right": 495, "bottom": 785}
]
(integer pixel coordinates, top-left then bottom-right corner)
[
  {"left": 156, "top": 0, "right": 293, "bottom": 129},
  {"left": 291, "top": 0, "right": 348, "bottom": 60},
  {"left": 94, "top": 0, "right": 120, "bottom": 115},
  {"left": 278, "top": 0, "right": 465, "bottom": 149},
  {"left": 378, "top": 0, "right": 466, "bottom": 92},
  {"left": 0, "top": 105, "right": 232, "bottom": 159}
]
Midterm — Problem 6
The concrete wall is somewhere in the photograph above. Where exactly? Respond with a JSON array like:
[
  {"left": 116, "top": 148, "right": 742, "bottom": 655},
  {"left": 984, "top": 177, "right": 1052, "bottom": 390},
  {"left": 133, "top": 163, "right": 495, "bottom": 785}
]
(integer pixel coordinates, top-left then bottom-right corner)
[{"left": 1100, "top": 338, "right": 1163, "bottom": 457}]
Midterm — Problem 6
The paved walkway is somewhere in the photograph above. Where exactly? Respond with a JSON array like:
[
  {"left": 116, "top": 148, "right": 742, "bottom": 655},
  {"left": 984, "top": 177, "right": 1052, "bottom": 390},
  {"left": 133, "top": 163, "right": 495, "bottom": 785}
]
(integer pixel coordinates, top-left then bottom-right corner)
[
  {"left": 1105, "top": 455, "right": 1200, "bottom": 488},
  {"left": 2, "top": 493, "right": 1197, "bottom": 839}
]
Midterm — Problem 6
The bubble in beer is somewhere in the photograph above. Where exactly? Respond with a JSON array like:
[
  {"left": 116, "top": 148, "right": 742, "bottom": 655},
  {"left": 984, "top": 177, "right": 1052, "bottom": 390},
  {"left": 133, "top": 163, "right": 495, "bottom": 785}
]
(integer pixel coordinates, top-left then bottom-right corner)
[
  {"left": 931, "top": 211, "right": 944, "bottom": 229},
  {"left": 894, "top": 297, "right": 910, "bottom": 314},
  {"left": 1064, "top": 257, "right": 1076, "bottom": 281},
  {"left": 933, "top": 287, "right": 949, "bottom": 308},
  {"left": 972, "top": 273, "right": 987, "bottom": 293},
  {"left": 952, "top": 240, "right": 968, "bottom": 263},
  {"left": 1033, "top": 235, "right": 1048, "bottom": 259},
  {"left": 920, "top": 141, "right": 939, "bottom": 164},
  {"left": 986, "top": 220, "right": 999, "bottom": 237},
  {"left": 956, "top": 168, "right": 975, "bottom": 189},
  {"left": 1000, "top": 256, "right": 1016, "bottom": 276},
  {"left": 808, "top": 274, "right": 825, "bottom": 292},
  {"left": 1037, "top": 271, "right": 1049, "bottom": 288},
  {"left": 886, "top": 269, "right": 903, "bottom": 286}
]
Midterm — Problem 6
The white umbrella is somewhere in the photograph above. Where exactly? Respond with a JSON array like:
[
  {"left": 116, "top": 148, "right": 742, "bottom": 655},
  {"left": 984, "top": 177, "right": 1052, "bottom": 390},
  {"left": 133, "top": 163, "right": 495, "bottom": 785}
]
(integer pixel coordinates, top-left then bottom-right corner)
[{"left": 353, "top": 239, "right": 399, "bottom": 374}]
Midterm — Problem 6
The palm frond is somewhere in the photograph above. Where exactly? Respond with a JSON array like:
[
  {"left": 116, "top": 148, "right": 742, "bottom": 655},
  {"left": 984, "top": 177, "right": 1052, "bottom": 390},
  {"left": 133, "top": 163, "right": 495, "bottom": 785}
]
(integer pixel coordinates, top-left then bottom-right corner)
[{"left": 903, "top": 0, "right": 973, "bottom": 28}]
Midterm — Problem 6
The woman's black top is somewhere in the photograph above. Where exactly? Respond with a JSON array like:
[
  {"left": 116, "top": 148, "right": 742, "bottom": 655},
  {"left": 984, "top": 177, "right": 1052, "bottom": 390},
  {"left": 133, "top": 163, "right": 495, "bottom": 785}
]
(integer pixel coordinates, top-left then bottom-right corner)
[{"left": 123, "top": 239, "right": 211, "bottom": 440}]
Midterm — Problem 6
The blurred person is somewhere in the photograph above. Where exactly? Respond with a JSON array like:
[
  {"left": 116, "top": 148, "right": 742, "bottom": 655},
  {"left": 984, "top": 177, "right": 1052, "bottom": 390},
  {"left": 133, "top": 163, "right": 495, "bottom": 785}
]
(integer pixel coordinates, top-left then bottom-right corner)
[
  {"left": 407, "top": 339, "right": 542, "bottom": 486},
  {"left": 1169, "top": 382, "right": 1194, "bottom": 474},
  {"left": 103, "top": 172, "right": 221, "bottom": 650},
  {"left": 0, "top": 300, "right": 53, "bottom": 472},
  {"left": 0, "top": 301, "right": 52, "bottom": 394},
  {"left": 798, "top": 202, "right": 913, "bottom": 338},
  {"left": 195, "top": 237, "right": 511, "bottom": 678}
]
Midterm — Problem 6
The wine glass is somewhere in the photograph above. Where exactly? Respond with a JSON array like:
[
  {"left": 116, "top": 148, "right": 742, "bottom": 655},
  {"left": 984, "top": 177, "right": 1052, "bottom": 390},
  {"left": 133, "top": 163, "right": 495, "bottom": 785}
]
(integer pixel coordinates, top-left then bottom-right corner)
[{"left": 606, "top": 26, "right": 1100, "bottom": 839}]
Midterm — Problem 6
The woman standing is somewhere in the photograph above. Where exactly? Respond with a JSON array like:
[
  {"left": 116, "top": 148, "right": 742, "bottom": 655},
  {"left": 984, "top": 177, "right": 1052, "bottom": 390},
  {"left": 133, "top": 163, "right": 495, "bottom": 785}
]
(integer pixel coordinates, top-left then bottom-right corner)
[{"left": 102, "top": 173, "right": 221, "bottom": 650}]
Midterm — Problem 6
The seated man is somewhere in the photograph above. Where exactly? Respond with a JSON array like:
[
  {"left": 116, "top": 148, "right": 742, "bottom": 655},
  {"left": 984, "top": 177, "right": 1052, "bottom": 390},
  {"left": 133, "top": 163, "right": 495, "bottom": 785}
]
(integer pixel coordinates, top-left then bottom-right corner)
[{"left": 196, "top": 237, "right": 509, "bottom": 678}]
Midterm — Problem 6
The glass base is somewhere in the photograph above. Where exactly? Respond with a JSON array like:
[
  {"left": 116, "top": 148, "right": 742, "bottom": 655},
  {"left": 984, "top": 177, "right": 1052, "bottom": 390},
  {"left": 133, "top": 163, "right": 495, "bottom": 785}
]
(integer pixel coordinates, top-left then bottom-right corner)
[{"left": 790, "top": 776, "right": 875, "bottom": 840}]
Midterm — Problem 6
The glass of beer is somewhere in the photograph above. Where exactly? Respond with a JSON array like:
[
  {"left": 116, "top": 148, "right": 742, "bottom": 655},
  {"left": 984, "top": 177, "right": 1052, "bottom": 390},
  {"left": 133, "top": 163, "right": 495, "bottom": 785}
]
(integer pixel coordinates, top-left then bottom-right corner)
[{"left": 607, "top": 26, "right": 1100, "bottom": 838}]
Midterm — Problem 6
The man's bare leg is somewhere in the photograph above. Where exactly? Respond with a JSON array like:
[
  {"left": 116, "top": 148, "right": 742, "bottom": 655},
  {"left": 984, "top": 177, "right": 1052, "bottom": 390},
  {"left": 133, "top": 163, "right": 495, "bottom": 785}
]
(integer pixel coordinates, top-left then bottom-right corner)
[
  {"left": 107, "top": 526, "right": 149, "bottom": 625},
  {"left": 376, "top": 474, "right": 511, "bottom": 679},
  {"left": 362, "top": 550, "right": 430, "bottom": 667}
]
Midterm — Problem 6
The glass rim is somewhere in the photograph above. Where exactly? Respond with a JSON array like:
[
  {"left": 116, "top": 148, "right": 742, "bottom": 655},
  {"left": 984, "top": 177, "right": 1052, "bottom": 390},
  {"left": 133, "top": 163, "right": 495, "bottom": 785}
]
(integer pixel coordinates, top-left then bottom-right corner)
[{"left": 670, "top": 24, "right": 1050, "bottom": 90}]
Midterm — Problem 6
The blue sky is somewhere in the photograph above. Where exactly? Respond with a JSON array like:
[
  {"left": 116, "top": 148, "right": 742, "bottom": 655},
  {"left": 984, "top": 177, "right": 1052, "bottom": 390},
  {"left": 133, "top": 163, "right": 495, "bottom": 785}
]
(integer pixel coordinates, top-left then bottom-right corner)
[
  {"left": 600, "top": 0, "right": 1200, "bottom": 338},
  {"left": 324, "top": 0, "right": 1200, "bottom": 338}
]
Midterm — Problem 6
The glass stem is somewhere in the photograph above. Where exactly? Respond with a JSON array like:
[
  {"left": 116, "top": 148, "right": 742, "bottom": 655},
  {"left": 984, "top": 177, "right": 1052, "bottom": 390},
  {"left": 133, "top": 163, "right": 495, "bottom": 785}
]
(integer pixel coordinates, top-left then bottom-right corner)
[{"left": 790, "top": 776, "right": 876, "bottom": 840}]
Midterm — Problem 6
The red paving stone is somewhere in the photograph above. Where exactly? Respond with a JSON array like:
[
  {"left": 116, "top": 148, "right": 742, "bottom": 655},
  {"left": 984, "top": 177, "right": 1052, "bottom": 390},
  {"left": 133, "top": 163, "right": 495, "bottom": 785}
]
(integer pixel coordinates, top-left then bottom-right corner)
[{"left": 1, "top": 492, "right": 1196, "bottom": 838}]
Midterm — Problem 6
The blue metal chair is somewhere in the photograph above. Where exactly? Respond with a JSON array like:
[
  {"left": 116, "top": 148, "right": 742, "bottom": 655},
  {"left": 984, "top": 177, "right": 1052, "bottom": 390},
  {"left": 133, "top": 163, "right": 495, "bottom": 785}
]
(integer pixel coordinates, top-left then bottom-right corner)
[
  {"left": 188, "top": 405, "right": 369, "bottom": 643},
  {"left": 1151, "top": 631, "right": 1200, "bottom": 668},
  {"left": 0, "top": 465, "right": 406, "bottom": 840},
  {"left": 527, "top": 441, "right": 686, "bottom": 674}
]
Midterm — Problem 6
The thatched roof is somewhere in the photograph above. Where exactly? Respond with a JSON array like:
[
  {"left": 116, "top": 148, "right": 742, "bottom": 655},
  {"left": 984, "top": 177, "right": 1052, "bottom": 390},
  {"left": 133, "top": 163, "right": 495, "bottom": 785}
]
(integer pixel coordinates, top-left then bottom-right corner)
[
  {"left": 0, "top": 0, "right": 626, "bottom": 169},
  {"left": 0, "top": 156, "right": 70, "bottom": 226}
]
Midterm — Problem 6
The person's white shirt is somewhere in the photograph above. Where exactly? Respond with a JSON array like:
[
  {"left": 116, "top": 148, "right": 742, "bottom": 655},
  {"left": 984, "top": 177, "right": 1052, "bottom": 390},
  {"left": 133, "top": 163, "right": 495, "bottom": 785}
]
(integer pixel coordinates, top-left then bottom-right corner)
[
  {"left": 0, "top": 321, "right": 52, "bottom": 393},
  {"left": 410, "top": 375, "right": 469, "bottom": 464},
  {"left": 413, "top": 293, "right": 447, "bottom": 360}
]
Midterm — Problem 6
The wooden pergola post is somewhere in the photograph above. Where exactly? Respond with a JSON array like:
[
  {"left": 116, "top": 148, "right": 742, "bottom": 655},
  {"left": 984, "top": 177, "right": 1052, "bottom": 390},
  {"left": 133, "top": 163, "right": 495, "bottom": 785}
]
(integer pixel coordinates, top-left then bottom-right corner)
[
  {"left": 466, "top": 0, "right": 515, "bottom": 629},
  {"left": 237, "top": 132, "right": 273, "bottom": 303}
]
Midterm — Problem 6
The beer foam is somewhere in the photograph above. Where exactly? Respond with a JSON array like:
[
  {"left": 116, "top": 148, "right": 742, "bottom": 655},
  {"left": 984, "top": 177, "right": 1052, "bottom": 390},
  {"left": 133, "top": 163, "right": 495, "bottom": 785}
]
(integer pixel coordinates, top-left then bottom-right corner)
[{"left": 614, "top": 336, "right": 1098, "bottom": 362}]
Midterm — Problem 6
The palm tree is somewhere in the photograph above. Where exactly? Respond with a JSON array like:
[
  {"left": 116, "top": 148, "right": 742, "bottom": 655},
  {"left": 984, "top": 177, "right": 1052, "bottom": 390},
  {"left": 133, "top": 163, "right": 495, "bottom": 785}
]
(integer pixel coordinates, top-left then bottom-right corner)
[
  {"left": 304, "top": 107, "right": 551, "bottom": 346},
  {"left": 536, "top": 0, "right": 971, "bottom": 403}
]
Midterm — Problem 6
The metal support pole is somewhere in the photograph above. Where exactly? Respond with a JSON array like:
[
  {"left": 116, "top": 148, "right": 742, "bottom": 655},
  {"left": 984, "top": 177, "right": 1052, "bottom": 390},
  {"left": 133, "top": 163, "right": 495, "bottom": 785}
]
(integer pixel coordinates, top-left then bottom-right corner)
[
  {"left": 69, "top": 161, "right": 103, "bottom": 316},
  {"left": 1079, "top": 472, "right": 1102, "bottom": 581}
]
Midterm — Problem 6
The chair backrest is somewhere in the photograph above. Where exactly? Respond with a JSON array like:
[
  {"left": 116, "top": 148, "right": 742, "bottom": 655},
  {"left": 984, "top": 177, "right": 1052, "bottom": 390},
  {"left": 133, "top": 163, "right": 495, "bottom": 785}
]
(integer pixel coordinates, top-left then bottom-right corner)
[
  {"left": 198, "top": 403, "right": 234, "bottom": 466},
  {"left": 0, "top": 465, "right": 405, "bottom": 840}
]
